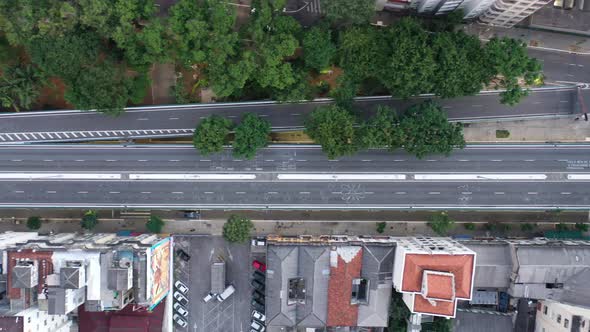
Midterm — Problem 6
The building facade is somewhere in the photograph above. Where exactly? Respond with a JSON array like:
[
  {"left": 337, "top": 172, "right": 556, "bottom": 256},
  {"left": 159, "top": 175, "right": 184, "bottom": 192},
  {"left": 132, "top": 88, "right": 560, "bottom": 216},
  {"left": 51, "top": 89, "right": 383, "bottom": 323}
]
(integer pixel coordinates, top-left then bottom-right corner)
[
  {"left": 477, "top": 0, "right": 552, "bottom": 27},
  {"left": 536, "top": 300, "right": 590, "bottom": 332}
]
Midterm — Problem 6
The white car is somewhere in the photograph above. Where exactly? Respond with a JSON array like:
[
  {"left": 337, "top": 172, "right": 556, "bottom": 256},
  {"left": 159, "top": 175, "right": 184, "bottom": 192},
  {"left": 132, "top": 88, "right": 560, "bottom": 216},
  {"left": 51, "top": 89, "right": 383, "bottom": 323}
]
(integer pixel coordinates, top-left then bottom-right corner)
[
  {"left": 252, "top": 310, "right": 266, "bottom": 322},
  {"left": 173, "top": 313, "right": 188, "bottom": 328},
  {"left": 174, "top": 302, "right": 188, "bottom": 317},
  {"left": 174, "top": 291, "right": 189, "bottom": 306},
  {"left": 175, "top": 280, "right": 189, "bottom": 294},
  {"left": 203, "top": 293, "right": 214, "bottom": 302},
  {"left": 251, "top": 320, "right": 265, "bottom": 332}
]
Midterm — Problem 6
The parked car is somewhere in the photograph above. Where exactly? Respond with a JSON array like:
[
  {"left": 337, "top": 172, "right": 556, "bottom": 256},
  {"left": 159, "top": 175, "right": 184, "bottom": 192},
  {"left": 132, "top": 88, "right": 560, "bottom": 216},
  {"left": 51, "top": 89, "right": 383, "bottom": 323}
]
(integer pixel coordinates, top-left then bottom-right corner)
[
  {"left": 251, "top": 299, "right": 265, "bottom": 313},
  {"left": 183, "top": 210, "right": 200, "bottom": 219},
  {"left": 253, "top": 270, "right": 265, "bottom": 283},
  {"left": 252, "top": 310, "right": 266, "bottom": 322},
  {"left": 252, "top": 290, "right": 265, "bottom": 301},
  {"left": 173, "top": 313, "right": 188, "bottom": 328},
  {"left": 175, "top": 280, "right": 189, "bottom": 294},
  {"left": 217, "top": 285, "right": 236, "bottom": 302},
  {"left": 174, "top": 302, "right": 188, "bottom": 317},
  {"left": 203, "top": 292, "right": 214, "bottom": 302},
  {"left": 251, "top": 279, "right": 265, "bottom": 292},
  {"left": 251, "top": 319, "right": 266, "bottom": 332},
  {"left": 252, "top": 260, "right": 266, "bottom": 272},
  {"left": 176, "top": 249, "right": 191, "bottom": 262},
  {"left": 174, "top": 291, "right": 189, "bottom": 306},
  {"left": 553, "top": 0, "right": 563, "bottom": 7},
  {"left": 251, "top": 238, "right": 266, "bottom": 246}
]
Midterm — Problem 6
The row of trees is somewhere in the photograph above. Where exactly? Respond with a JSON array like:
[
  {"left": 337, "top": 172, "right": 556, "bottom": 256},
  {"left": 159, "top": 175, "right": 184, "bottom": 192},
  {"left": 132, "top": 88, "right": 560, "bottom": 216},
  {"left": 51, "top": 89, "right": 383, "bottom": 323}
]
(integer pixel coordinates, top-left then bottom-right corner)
[
  {"left": 192, "top": 113, "right": 271, "bottom": 159},
  {"left": 0, "top": 0, "right": 540, "bottom": 113},
  {"left": 305, "top": 102, "right": 466, "bottom": 159},
  {"left": 25, "top": 212, "right": 165, "bottom": 233}
]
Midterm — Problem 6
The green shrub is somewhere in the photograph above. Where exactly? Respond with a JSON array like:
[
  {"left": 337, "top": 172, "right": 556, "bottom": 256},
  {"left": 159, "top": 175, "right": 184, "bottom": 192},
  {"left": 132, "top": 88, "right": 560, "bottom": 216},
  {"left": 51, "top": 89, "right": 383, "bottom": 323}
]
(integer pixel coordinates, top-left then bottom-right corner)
[
  {"left": 81, "top": 210, "right": 98, "bottom": 231},
  {"left": 556, "top": 223, "right": 569, "bottom": 231},
  {"left": 496, "top": 129, "right": 510, "bottom": 138},
  {"left": 520, "top": 223, "right": 536, "bottom": 232},
  {"left": 26, "top": 216, "right": 42, "bottom": 230},
  {"left": 428, "top": 212, "right": 455, "bottom": 236},
  {"left": 575, "top": 223, "right": 589, "bottom": 232},
  {"left": 146, "top": 215, "right": 165, "bottom": 233},
  {"left": 376, "top": 222, "right": 386, "bottom": 234},
  {"left": 223, "top": 215, "right": 254, "bottom": 243}
]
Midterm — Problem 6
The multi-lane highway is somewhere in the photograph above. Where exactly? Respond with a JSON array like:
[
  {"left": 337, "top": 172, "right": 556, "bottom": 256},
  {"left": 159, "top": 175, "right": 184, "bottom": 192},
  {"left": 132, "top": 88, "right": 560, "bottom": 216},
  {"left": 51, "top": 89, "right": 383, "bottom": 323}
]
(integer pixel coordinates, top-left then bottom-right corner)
[
  {"left": 0, "top": 88, "right": 577, "bottom": 144},
  {"left": 0, "top": 144, "right": 588, "bottom": 210}
]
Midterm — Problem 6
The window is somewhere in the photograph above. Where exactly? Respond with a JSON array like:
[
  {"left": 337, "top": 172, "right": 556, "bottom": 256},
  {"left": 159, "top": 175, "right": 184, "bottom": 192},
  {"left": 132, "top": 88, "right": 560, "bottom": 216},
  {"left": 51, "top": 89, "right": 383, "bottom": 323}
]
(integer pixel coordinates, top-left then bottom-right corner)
[
  {"left": 27, "top": 317, "right": 31, "bottom": 323},
  {"left": 564, "top": 319, "right": 569, "bottom": 328},
  {"left": 557, "top": 314, "right": 562, "bottom": 323},
  {"left": 543, "top": 305, "right": 548, "bottom": 315},
  {"left": 546, "top": 283, "right": 564, "bottom": 289},
  {"left": 288, "top": 278, "right": 306, "bottom": 305}
]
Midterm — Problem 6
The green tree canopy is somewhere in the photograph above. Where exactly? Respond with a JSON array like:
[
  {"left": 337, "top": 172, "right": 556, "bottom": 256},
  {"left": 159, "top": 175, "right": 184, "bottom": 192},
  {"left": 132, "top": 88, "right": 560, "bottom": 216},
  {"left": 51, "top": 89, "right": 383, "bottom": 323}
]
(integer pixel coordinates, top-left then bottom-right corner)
[
  {"left": 146, "top": 215, "right": 164, "bottom": 233},
  {"left": 305, "top": 105, "right": 357, "bottom": 159},
  {"left": 81, "top": 210, "right": 98, "bottom": 231},
  {"left": 0, "top": 64, "right": 45, "bottom": 111},
  {"left": 26, "top": 216, "right": 42, "bottom": 230},
  {"left": 232, "top": 113, "right": 271, "bottom": 159},
  {"left": 193, "top": 116, "right": 233, "bottom": 155},
  {"left": 356, "top": 106, "right": 403, "bottom": 151},
  {"left": 321, "top": 0, "right": 376, "bottom": 25},
  {"left": 222, "top": 215, "right": 254, "bottom": 243},
  {"left": 302, "top": 24, "right": 336, "bottom": 72},
  {"left": 400, "top": 102, "right": 465, "bottom": 158},
  {"left": 428, "top": 212, "right": 455, "bottom": 236},
  {"left": 379, "top": 18, "right": 435, "bottom": 98},
  {"left": 338, "top": 26, "right": 384, "bottom": 80}
]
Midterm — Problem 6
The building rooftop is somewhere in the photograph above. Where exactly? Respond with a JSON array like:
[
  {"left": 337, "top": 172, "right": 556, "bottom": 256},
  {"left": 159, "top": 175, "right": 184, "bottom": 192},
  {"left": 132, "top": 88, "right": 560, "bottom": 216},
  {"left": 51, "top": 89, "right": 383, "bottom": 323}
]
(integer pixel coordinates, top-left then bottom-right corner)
[
  {"left": 463, "top": 242, "right": 512, "bottom": 289},
  {"left": 326, "top": 246, "right": 362, "bottom": 326}
]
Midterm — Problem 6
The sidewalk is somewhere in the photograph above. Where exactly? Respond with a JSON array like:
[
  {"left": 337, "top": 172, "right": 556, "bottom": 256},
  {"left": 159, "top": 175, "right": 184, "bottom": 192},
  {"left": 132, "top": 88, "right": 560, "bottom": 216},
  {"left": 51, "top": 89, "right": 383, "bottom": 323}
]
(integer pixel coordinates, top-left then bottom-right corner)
[
  {"left": 463, "top": 23, "right": 590, "bottom": 55},
  {"left": 463, "top": 116, "right": 590, "bottom": 142}
]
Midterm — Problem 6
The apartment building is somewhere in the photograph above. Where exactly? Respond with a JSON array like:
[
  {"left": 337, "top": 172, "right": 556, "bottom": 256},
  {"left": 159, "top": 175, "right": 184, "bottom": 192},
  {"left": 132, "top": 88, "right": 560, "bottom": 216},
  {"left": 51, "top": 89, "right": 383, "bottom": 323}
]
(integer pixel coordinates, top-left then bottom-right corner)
[
  {"left": 0, "top": 231, "right": 171, "bottom": 332},
  {"left": 536, "top": 300, "right": 590, "bottom": 332},
  {"left": 478, "top": 0, "right": 552, "bottom": 27}
]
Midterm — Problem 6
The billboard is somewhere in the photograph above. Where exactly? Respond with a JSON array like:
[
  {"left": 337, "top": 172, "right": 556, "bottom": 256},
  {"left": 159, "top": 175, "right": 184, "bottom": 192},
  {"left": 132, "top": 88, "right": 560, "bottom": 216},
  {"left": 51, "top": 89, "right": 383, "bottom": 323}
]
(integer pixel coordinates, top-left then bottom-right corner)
[{"left": 147, "top": 237, "right": 170, "bottom": 309}]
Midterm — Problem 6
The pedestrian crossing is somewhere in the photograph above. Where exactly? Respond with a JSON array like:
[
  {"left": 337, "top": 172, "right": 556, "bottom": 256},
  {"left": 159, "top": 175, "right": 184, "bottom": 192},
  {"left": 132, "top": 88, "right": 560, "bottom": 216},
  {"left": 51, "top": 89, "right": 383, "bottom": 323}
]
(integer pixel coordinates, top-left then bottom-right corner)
[
  {"left": 0, "top": 128, "right": 195, "bottom": 143},
  {"left": 305, "top": 0, "right": 324, "bottom": 14}
]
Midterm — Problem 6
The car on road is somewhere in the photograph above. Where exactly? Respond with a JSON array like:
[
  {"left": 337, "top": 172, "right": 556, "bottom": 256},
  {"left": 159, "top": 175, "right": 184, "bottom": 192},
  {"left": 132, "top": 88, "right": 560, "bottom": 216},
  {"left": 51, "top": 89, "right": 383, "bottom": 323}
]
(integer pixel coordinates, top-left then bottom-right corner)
[
  {"left": 173, "top": 313, "right": 188, "bottom": 328},
  {"left": 174, "top": 291, "right": 189, "bottom": 306},
  {"left": 251, "top": 299, "right": 265, "bottom": 313},
  {"left": 175, "top": 280, "right": 189, "bottom": 294},
  {"left": 251, "top": 279, "right": 265, "bottom": 292},
  {"left": 174, "top": 302, "right": 188, "bottom": 317},
  {"left": 251, "top": 238, "right": 266, "bottom": 247},
  {"left": 252, "top": 260, "right": 266, "bottom": 272},
  {"left": 176, "top": 249, "right": 191, "bottom": 262},
  {"left": 252, "top": 290, "right": 265, "bottom": 301},
  {"left": 252, "top": 310, "right": 266, "bottom": 322},
  {"left": 253, "top": 270, "right": 265, "bottom": 283},
  {"left": 251, "top": 319, "right": 266, "bottom": 332}
]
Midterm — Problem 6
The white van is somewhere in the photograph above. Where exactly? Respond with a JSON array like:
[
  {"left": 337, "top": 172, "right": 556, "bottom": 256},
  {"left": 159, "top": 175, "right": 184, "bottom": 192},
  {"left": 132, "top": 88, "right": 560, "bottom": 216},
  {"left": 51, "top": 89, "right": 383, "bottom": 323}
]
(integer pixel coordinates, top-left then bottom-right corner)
[{"left": 216, "top": 285, "right": 236, "bottom": 302}]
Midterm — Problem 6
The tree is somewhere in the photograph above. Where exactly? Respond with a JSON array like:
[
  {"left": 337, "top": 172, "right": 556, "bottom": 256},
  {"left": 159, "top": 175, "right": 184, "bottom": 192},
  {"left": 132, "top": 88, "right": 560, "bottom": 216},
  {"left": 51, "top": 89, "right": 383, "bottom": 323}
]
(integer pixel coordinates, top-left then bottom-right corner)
[
  {"left": 556, "top": 223, "right": 569, "bottom": 231},
  {"left": 305, "top": 105, "right": 357, "bottom": 159},
  {"left": 423, "top": 317, "right": 453, "bottom": 332},
  {"left": 338, "top": 27, "right": 384, "bottom": 80},
  {"left": 232, "top": 113, "right": 270, "bottom": 159},
  {"left": 321, "top": 0, "right": 376, "bottom": 25},
  {"left": 379, "top": 18, "right": 435, "bottom": 98},
  {"left": 575, "top": 223, "right": 589, "bottom": 232},
  {"left": 464, "top": 222, "right": 476, "bottom": 231},
  {"left": 26, "top": 216, "right": 42, "bottom": 230},
  {"left": 431, "top": 32, "right": 488, "bottom": 98},
  {"left": 399, "top": 102, "right": 465, "bottom": 158},
  {"left": 356, "top": 106, "right": 403, "bottom": 151},
  {"left": 223, "top": 215, "right": 254, "bottom": 243},
  {"left": 193, "top": 116, "right": 233, "bottom": 155},
  {"left": 0, "top": 64, "right": 45, "bottom": 111},
  {"left": 484, "top": 37, "right": 542, "bottom": 105},
  {"left": 64, "top": 62, "right": 133, "bottom": 115},
  {"left": 81, "top": 210, "right": 98, "bottom": 231},
  {"left": 146, "top": 215, "right": 164, "bottom": 233},
  {"left": 520, "top": 223, "right": 536, "bottom": 232},
  {"left": 376, "top": 222, "right": 386, "bottom": 234},
  {"left": 428, "top": 212, "right": 455, "bottom": 236},
  {"left": 302, "top": 24, "right": 336, "bottom": 72}
]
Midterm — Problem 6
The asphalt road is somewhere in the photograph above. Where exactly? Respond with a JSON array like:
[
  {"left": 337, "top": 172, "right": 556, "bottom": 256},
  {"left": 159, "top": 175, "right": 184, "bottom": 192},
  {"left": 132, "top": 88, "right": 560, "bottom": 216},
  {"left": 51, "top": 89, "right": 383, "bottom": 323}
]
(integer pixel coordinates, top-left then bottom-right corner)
[
  {"left": 0, "top": 88, "right": 577, "bottom": 144},
  {"left": 530, "top": 49, "right": 590, "bottom": 85},
  {"left": 0, "top": 144, "right": 588, "bottom": 209}
]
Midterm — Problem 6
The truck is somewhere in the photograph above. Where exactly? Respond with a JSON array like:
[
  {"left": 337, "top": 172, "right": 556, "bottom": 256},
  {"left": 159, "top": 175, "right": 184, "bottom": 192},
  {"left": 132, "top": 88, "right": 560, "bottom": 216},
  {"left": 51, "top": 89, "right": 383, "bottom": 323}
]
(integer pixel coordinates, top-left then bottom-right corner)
[{"left": 216, "top": 285, "right": 235, "bottom": 302}]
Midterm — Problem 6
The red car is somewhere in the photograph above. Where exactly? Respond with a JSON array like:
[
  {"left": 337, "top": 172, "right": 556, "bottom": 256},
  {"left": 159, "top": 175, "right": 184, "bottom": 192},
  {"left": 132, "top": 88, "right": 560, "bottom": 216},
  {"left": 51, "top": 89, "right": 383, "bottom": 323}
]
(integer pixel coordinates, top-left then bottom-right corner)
[{"left": 252, "top": 260, "right": 266, "bottom": 272}]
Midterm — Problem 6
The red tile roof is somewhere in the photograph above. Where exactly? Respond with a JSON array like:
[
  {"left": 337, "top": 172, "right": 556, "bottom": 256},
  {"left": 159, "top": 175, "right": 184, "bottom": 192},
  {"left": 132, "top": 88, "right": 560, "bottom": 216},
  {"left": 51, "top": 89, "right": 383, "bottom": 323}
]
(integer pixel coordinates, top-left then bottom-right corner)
[
  {"left": 327, "top": 248, "right": 363, "bottom": 326},
  {"left": 7, "top": 250, "right": 54, "bottom": 300},
  {"left": 413, "top": 294, "right": 456, "bottom": 317},
  {"left": 424, "top": 272, "right": 454, "bottom": 301},
  {"left": 402, "top": 254, "right": 474, "bottom": 299}
]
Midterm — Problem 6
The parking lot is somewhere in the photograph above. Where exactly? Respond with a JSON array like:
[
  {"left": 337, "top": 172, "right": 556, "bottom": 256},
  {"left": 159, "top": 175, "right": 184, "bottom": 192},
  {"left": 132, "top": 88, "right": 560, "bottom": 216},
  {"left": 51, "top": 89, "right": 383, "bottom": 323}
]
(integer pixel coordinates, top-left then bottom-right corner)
[{"left": 173, "top": 235, "right": 253, "bottom": 332}]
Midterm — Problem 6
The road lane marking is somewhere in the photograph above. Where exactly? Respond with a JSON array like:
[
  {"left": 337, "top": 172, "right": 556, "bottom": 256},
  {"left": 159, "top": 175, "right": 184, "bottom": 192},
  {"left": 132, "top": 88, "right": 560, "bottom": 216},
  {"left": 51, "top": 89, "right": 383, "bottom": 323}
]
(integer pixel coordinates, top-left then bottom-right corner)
[
  {"left": 14, "top": 191, "right": 24, "bottom": 193},
  {"left": 395, "top": 192, "right": 406, "bottom": 194},
  {"left": 415, "top": 174, "right": 546, "bottom": 180},
  {"left": 141, "top": 191, "right": 151, "bottom": 194},
  {"left": 236, "top": 192, "right": 246, "bottom": 194},
  {"left": 46, "top": 191, "right": 56, "bottom": 194},
  {"left": 267, "top": 191, "right": 278, "bottom": 194},
  {"left": 11, "top": 160, "right": 22, "bottom": 162},
  {"left": 296, "top": 160, "right": 307, "bottom": 162},
  {"left": 428, "top": 192, "right": 440, "bottom": 195},
  {"left": 461, "top": 192, "right": 472, "bottom": 195},
  {"left": 78, "top": 191, "right": 88, "bottom": 194},
  {"left": 528, "top": 192, "right": 538, "bottom": 195},
  {"left": 169, "top": 117, "right": 179, "bottom": 120},
  {"left": 277, "top": 174, "right": 406, "bottom": 180},
  {"left": 0, "top": 173, "right": 121, "bottom": 180},
  {"left": 204, "top": 192, "right": 214, "bottom": 194},
  {"left": 130, "top": 174, "right": 256, "bottom": 180},
  {"left": 109, "top": 191, "right": 120, "bottom": 194},
  {"left": 567, "top": 174, "right": 590, "bottom": 179},
  {"left": 299, "top": 192, "right": 310, "bottom": 194},
  {"left": 561, "top": 192, "right": 572, "bottom": 195},
  {"left": 172, "top": 192, "right": 184, "bottom": 194},
  {"left": 494, "top": 192, "right": 505, "bottom": 195}
]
